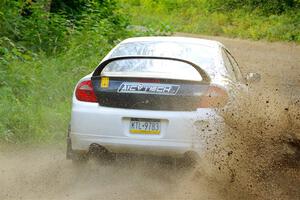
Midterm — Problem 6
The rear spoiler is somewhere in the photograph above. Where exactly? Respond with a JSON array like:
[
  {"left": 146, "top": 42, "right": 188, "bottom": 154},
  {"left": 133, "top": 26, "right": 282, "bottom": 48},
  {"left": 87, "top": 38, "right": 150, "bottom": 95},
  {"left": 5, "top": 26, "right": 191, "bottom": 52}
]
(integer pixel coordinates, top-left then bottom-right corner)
[{"left": 92, "top": 56, "right": 211, "bottom": 83}]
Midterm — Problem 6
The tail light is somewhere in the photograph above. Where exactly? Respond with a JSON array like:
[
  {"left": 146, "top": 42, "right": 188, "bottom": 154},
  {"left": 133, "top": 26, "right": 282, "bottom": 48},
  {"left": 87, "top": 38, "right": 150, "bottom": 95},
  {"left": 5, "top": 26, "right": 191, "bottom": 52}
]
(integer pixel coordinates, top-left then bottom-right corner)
[
  {"left": 198, "top": 85, "right": 228, "bottom": 108},
  {"left": 75, "top": 80, "right": 97, "bottom": 102}
]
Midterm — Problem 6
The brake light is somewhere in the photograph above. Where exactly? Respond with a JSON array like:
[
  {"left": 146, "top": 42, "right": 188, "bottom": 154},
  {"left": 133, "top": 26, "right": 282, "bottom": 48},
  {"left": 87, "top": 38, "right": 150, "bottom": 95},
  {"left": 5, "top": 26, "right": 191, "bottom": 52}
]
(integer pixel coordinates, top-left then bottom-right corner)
[
  {"left": 75, "top": 80, "right": 97, "bottom": 102},
  {"left": 198, "top": 86, "right": 228, "bottom": 108}
]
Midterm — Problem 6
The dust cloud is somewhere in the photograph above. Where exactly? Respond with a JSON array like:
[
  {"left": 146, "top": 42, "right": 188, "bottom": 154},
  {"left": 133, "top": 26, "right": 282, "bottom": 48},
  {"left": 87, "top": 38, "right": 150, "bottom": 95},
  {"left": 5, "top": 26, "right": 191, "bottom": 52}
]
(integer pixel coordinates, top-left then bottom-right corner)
[
  {"left": 0, "top": 35, "right": 299, "bottom": 199},
  {"left": 186, "top": 33, "right": 300, "bottom": 200},
  {"left": 194, "top": 84, "right": 300, "bottom": 200}
]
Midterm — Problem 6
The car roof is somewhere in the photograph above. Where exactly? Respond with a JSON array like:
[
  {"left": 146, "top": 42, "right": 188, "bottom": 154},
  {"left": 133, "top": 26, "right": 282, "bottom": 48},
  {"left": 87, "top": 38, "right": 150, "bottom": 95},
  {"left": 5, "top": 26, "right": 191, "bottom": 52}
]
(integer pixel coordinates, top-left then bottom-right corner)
[{"left": 120, "top": 36, "right": 223, "bottom": 49}]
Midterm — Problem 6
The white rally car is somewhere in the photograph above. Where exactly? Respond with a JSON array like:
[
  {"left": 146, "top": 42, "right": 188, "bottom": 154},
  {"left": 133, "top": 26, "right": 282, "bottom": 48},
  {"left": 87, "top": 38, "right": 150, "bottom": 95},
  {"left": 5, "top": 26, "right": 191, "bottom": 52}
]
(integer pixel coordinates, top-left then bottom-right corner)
[{"left": 66, "top": 37, "right": 253, "bottom": 163}]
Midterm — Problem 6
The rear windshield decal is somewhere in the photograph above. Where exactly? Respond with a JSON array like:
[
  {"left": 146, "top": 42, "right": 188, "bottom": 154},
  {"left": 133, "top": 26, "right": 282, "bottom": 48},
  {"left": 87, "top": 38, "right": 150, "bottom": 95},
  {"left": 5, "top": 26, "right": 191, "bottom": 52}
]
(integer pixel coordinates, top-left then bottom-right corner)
[{"left": 117, "top": 82, "right": 180, "bottom": 95}]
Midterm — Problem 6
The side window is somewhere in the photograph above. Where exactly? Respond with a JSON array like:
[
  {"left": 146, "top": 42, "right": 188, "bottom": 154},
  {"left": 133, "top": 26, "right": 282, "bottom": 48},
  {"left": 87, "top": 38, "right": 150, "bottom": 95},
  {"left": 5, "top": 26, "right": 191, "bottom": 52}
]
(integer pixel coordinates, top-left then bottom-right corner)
[
  {"left": 221, "top": 48, "right": 236, "bottom": 81},
  {"left": 225, "top": 50, "right": 244, "bottom": 83}
]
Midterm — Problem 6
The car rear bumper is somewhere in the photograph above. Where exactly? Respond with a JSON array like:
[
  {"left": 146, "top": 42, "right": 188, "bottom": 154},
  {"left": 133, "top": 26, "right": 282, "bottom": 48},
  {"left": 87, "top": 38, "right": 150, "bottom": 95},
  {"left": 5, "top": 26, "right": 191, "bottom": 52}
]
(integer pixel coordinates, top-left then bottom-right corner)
[
  {"left": 70, "top": 99, "right": 226, "bottom": 156},
  {"left": 71, "top": 133, "right": 194, "bottom": 156}
]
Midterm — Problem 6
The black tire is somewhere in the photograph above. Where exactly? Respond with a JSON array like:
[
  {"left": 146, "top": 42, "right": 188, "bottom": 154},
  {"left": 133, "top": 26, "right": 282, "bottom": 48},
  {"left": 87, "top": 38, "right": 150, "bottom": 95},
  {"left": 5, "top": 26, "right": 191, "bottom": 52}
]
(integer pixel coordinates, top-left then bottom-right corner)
[{"left": 89, "top": 144, "right": 116, "bottom": 164}]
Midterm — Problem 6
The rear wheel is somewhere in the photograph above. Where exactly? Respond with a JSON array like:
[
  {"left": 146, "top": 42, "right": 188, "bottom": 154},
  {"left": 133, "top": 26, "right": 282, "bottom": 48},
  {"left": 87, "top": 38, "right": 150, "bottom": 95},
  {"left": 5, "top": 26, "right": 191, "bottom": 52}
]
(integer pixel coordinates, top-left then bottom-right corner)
[{"left": 89, "top": 143, "right": 116, "bottom": 164}]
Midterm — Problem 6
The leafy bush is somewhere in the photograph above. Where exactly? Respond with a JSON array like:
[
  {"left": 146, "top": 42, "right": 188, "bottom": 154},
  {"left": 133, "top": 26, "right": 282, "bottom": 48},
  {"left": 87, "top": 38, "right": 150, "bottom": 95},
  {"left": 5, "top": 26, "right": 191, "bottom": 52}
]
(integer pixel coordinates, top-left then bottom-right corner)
[{"left": 0, "top": 1, "right": 68, "bottom": 55}]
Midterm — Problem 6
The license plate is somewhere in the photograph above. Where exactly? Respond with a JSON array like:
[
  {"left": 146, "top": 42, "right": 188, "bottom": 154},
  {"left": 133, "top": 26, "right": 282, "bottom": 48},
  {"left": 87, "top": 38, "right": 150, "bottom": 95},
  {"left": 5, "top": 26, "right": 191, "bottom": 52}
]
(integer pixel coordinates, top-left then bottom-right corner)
[{"left": 130, "top": 118, "right": 161, "bottom": 135}]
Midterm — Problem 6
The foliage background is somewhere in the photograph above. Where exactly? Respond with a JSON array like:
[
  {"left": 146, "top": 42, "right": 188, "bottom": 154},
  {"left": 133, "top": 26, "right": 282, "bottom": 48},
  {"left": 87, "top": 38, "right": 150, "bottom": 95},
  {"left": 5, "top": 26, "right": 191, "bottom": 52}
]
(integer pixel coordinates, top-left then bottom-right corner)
[
  {"left": 0, "top": 0, "right": 299, "bottom": 143},
  {"left": 120, "top": 0, "right": 300, "bottom": 42}
]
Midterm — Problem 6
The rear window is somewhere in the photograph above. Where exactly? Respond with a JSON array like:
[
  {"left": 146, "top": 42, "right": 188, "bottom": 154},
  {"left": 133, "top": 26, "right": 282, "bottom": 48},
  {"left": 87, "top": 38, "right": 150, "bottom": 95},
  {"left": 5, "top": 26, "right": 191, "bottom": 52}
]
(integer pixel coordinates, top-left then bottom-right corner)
[
  {"left": 109, "top": 41, "right": 219, "bottom": 76},
  {"left": 101, "top": 58, "right": 202, "bottom": 81}
]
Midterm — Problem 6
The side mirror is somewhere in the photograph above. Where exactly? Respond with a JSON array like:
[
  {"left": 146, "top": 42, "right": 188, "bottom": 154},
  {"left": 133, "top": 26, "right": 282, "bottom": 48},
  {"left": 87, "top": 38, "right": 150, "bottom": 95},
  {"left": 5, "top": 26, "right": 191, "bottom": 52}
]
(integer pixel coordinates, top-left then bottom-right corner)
[{"left": 246, "top": 72, "right": 261, "bottom": 84}]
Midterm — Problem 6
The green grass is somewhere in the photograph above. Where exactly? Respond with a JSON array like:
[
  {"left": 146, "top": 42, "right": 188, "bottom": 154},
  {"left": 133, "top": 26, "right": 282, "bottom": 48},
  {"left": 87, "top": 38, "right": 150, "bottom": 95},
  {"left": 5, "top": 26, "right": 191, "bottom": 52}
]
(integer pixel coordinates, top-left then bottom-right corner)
[
  {"left": 0, "top": 31, "right": 122, "bottom": 144},
  {"left": 120, "top": 0, "right": 300, "bottom": 42}
]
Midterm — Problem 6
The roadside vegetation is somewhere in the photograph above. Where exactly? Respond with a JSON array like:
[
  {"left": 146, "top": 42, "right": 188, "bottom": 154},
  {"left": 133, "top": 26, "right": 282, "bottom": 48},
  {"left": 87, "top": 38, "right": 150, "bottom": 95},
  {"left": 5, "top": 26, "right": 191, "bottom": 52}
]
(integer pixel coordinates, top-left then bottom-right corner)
[
  {"left": 0, "top": 0, "right": 152, "bottom": 143},
  {"left": 120, "top": 0, "right": 300, "bottom": 42},
  {"left": 0, "top": 0, "right": 299, "bottom": 143}
]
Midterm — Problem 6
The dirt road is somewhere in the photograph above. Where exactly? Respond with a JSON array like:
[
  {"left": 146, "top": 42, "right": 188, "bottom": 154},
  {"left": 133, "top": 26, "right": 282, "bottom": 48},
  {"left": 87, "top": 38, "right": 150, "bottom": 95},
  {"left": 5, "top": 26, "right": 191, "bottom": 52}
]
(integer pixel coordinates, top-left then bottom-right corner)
[{"left": 0, "top": 35, "right": 299, "bottom": 200}]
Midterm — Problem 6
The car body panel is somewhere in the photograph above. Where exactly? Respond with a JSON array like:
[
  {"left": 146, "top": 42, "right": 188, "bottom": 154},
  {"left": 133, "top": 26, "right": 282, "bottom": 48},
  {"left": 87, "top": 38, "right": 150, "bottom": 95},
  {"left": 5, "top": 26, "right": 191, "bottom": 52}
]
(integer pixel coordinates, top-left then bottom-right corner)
[{"left": 70, "top": 97, "right": 225, "bottom": 156}]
